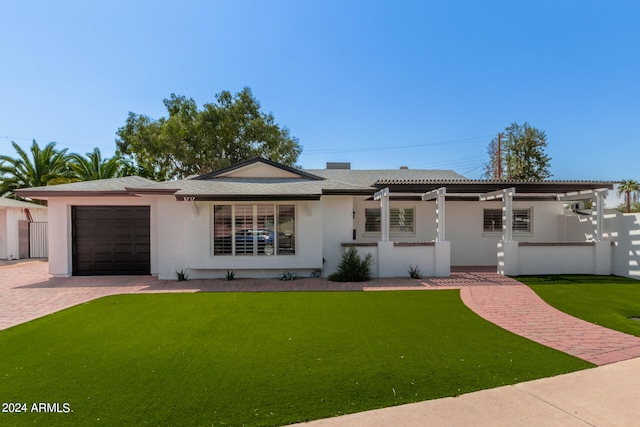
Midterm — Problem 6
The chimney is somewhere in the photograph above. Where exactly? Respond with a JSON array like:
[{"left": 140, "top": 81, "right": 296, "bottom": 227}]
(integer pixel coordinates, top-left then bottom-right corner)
[{"left": 326, "top": 162, "right": 351, "bottom": 170}]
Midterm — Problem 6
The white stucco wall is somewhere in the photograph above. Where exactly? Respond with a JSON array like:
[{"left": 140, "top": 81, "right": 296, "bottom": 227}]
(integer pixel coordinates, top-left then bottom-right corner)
[
  {"left": 47, "top": 195, "right": 357, "bottom": 279},
  {"left": 158, "top": 199, "right": 327, "bottom": 279},
  {"left": 0, "top": 209, "right": 7, "bottom": 259},
  {"left": 564, "top": 211, "right": 640, "bottom": 279},
  {"left": 353, "top": 199, "right": 566, "bottom": 267},
  {"left": 321, "top": 196, "right": 354, "bottom": 278},
  {"left": 0, "top": 207, "right": 29, "bottom": 260}
]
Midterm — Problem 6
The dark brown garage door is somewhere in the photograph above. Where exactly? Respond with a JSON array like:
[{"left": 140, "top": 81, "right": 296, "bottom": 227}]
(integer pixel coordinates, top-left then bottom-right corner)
[{"left": 72, "top": 206, "right": 150, "bottom": 275}]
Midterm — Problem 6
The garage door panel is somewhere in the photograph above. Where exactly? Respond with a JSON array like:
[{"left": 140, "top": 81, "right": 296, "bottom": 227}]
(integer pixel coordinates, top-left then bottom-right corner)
[{"left": 72, "top": 206, "right": 150, "bottom": 276}]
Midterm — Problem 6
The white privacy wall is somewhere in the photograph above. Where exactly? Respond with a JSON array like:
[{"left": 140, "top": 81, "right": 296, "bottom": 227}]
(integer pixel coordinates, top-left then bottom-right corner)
[{"left": 563, "top": 211, "right": 640, "bottom": 279}]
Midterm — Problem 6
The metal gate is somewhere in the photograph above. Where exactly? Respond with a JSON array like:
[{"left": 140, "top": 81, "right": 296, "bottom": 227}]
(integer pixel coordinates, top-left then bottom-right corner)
[{"left": 29, "top": 221, "right": 48, "bottom": 258}]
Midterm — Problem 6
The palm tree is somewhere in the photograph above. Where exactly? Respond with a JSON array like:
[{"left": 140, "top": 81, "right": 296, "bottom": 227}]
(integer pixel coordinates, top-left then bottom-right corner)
[
  {"left": 0, "top": 140, "right": 71, "bottom": 197},
  {"left": 68, "top": 148, "right": 124, "bottom": 181},
  {"left": 617, "top": 179, "right": 640, "bottom": 213}
]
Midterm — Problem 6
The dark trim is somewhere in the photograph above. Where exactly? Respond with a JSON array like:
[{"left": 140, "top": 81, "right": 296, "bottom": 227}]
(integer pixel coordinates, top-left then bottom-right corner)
[
  {"left": 375, "top": 181, "right": 615, "bottom": 194},
  {"left": 193, "top": 157, "right": 325, "bottom": 181},
  {"left": 341, "top": 242, "right": 378, "bottom": 247},
  {"left": 124, "top": 187, "right": 179, "bottom": 195},
  {"left": 175, "top": 194, "right": 321, "bottom": 201},
  {"left": 322, "top": 189, "right": 377, "bottom": 196},
  {"left": 393, "top": 241, "right": 435, "bottom": 247}
]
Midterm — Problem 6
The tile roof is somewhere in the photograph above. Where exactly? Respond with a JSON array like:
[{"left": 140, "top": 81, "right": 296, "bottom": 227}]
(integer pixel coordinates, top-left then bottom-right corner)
[
  {"left": 139, "top": 177, "right": 375, "bottom": 200},
  {"left": 304, "top": 169, "right": 468, "bottom": 187}
]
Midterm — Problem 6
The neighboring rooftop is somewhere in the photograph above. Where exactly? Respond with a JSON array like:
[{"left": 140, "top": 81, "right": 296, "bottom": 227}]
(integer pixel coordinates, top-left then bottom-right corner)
[{"left": 0, "top": 197, "right": 47, "bottom": 209}]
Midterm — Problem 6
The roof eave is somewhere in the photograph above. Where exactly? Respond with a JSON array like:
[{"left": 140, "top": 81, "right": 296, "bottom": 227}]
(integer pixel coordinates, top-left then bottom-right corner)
[{"left": 175, "top": 194, "right": 322, "bottom": 202}]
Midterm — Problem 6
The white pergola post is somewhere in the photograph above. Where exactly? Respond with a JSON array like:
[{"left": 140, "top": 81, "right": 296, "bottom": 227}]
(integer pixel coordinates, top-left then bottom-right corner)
[
  {"left": 503, "top": 188, "right": 514, "bottom": 242},
  {"left": 593, "top": 189, "right": 607, "bottom": 242},
  {"left": 422, "top": 187, "right": 446, "bottom": 241},
  {"left": 374, "top": 188, "right": 390, "bottom": 242},
  {"left": 421, "top": 187, "right": 450, "bottom": 277}
]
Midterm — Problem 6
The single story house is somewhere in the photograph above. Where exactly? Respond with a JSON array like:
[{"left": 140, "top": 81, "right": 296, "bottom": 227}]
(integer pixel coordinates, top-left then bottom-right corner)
[
  {"left": 16, "top": 157, "right": 618, "bottom": 279},
  {"left": 0, "top": 197, "right": 47, "bottom": 260}
]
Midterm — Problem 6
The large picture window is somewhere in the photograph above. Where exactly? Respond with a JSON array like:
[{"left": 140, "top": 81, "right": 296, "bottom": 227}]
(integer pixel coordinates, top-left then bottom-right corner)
[
  {"left": 365, "top": 207, "right": 415, "bottom": 233},
  {"left": 483, "top": 208, "right": 531, "bottom": 233},
  {"left": 213, "top": 204, "right": 296, "bottom": 256}
]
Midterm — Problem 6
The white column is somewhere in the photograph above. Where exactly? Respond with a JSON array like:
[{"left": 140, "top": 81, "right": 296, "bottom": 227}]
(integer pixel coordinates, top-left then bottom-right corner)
[
  {"left": 436, "top": 188, "right": 446, "bottom": 242},
  {"left": 593, "top": 190, "right": 607, "bottom": 242},
  {"left": 374, "top": 188, "right": 390, "bottom": 242},
  {"left": 502, "top": 188, "right": 514, "bottom": 242}
]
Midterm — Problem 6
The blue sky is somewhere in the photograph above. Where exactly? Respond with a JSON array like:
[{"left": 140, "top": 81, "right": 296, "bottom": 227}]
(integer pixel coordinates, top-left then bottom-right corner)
[{"left": 1, "top": 0, "right": 638, "bottom": 183}]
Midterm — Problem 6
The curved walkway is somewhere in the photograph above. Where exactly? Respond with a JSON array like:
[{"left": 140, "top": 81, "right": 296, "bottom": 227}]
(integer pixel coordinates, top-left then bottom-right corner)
[
  {"left": 2, "top": 262, "right": 640, "bottom": 365},
  {"left": 460, "top": 280, "right": 640, "bottom": 365}
]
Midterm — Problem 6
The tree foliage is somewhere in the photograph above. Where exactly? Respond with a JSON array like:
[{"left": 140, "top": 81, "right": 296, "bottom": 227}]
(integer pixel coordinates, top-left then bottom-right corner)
[
  {"left": 115, "top": 88, "right": 302, "bottom": 180},
  {"left": 68, "top": 148, "right": 125, "bottom": 181},
  {"left": 484, "top": 122, "right": 552, "bottom": 180},
  {"left": 0, "top": 140, "right": 71, "bottom": 197},
  {"left": 616, "top": 179, "right": 640, "bottom": 213}
]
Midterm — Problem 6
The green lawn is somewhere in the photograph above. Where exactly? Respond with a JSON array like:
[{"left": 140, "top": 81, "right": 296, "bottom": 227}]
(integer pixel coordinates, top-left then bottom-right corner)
[
  {"left": 518, "top": 275, "right": 640, "bottom": 337},
  {"left": 0, "top": 291, "right": 591, "bottom": 426}
]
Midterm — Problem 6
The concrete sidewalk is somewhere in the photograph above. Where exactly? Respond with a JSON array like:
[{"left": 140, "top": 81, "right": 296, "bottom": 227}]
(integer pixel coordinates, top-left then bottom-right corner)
[{"left": 300, "top": 357, "right": 640, "bottom": 426}]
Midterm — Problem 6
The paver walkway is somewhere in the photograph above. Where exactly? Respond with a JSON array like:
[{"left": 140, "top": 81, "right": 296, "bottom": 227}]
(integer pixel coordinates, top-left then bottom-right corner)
[{"left": 2, "top": 261, "right": 640, "bottom": 365}]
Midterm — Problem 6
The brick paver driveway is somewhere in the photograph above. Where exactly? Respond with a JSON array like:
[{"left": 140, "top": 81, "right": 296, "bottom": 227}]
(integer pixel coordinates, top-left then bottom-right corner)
[{"left": 2, "top": 261, "right": 640, "bottom": 365}]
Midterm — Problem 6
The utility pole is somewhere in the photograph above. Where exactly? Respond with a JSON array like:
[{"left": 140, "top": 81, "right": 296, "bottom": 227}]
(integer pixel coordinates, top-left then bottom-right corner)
[{"left": 496, "top": 132, "right": 503, "bottom": 179}]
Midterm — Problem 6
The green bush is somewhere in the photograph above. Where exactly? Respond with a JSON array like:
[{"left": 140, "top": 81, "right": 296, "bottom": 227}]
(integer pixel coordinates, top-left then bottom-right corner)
[
  {"left": 176, "top": 269, "right": 189, "bottom": 281},
  {"left": 409, "top": 264, "right": 422, "bottom": 279},
  {"left": 329, "top": 247, "right": 373, "bottom": 282}
]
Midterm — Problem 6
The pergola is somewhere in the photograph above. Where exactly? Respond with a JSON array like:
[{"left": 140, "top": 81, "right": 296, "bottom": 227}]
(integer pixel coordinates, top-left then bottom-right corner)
[{"left": 373, "top": 180, "right": 614, "bottom": 244}]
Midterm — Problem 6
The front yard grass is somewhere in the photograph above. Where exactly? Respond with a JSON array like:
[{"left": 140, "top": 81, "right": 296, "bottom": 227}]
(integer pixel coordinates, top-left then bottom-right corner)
[
  {"left": 0, "top": 291, "right": 591, "bottom": 426},
  {"left": 518, "top": 275, "right": 640, "bottom": 337}
]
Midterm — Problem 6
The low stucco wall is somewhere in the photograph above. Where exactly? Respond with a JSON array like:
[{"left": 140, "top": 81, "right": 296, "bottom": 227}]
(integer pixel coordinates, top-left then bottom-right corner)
[
  {"left": 343, "top": 241, "right": 450, "bottom": 278},
  {"left": 498, "top": 241, "right": 612, "bottom": 276}
]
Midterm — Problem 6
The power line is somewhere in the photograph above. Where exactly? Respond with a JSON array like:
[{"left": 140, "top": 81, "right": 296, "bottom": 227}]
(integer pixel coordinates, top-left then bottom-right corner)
[{"left": 303, "top": 135, "right": 492, "bottom": 155}]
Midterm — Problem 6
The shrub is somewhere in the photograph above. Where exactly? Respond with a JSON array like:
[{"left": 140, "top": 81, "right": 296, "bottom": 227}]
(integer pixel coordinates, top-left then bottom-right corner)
[
  {"left": 409, "top": 265, "right": 422, "bottom": 279},
  {"left": 176, "top": 269, "right": 189, "bottom": 281},
  {"left": 225, "top": 270, "right": 236, "bottom": 281},
  {"left": 329, "top": 247, "right": 373, "bottom": 282},
  {"left": 280, "top": 271, "right": 299, "bottom": 281}
]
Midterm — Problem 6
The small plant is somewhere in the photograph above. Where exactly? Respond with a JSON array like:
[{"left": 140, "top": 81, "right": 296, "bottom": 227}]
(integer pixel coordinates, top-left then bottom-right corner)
[
  {"left": 225, "top": 270, "right": 236, "bottom": 281},
  {"left": 280, "top": 271, "right": 299, "bottom": 281},
  {"left": 409, "top": 265, "right": 422, "bottom": 279},
  {"left": 176, "top": 269, "right": 189, "bottom": 281},
  {"left": 329, "top": 247, "right": 373, "bottom": 282}
]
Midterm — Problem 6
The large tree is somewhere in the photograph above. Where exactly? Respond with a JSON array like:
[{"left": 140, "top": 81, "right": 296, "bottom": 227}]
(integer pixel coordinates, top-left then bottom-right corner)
[
  {"left": 0, "top": 140, "right": 71, "bottom": 197},
  {"left": 115, "top": 87, "right": 302, "bottom": 180},
  {"left": 484, "top": 122, "right": 552, "bottom": 180},
  {"left": 616, "top": 179, "right": 640, "bottom": 213},
  {"left": 68, "top": 147, "right": 125, "bottom": 181}
]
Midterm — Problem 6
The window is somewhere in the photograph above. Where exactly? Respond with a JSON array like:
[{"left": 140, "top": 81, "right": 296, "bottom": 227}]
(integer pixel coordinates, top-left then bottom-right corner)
[
  {"left": 213, "top": 204, "right": 295, "bottom": 256},
  {"left": 483, "top": 208, "right": 531, "bottom": 233},
  {"left": 365, "top": 207, "right": 415, "bottom": 234}
]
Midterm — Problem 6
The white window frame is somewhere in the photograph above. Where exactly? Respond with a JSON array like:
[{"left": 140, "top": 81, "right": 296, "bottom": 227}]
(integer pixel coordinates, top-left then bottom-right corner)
[
  {"left": 483, "top": 208, "right": 532, "bottom": 235},
  {"left": 211, "top": 203, "right": 296, "bottom": 256},
  {"left": 364, "top": 206, "right": 416, "bottom": 236}
]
